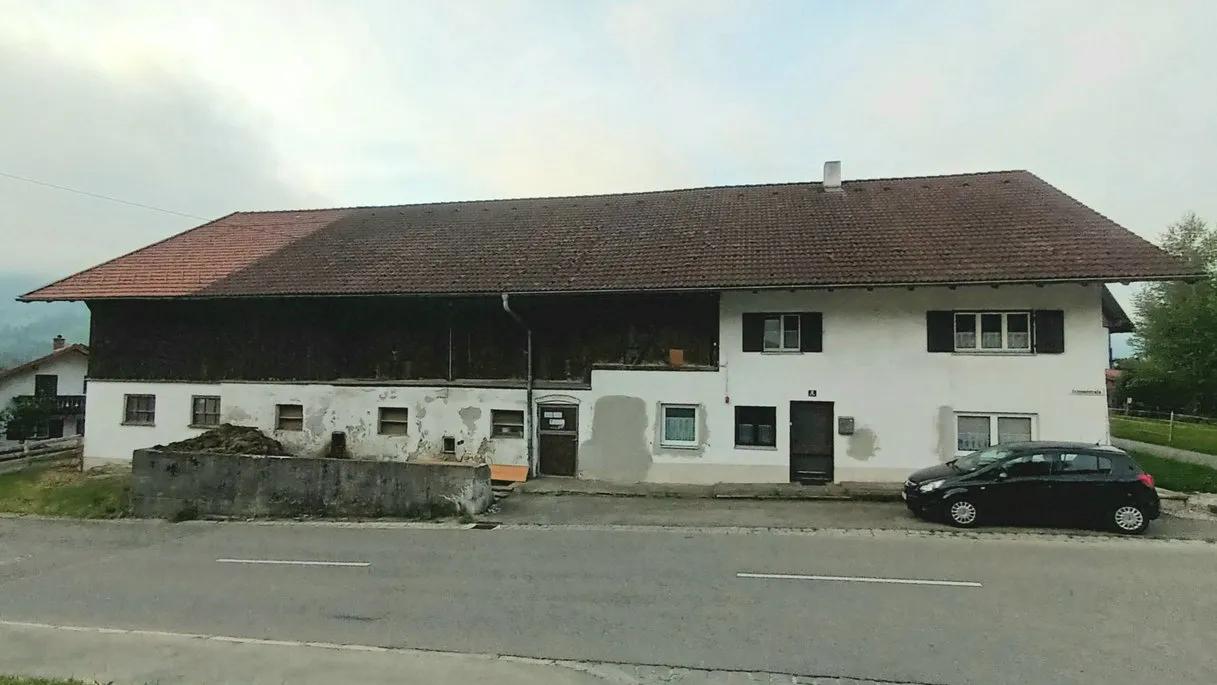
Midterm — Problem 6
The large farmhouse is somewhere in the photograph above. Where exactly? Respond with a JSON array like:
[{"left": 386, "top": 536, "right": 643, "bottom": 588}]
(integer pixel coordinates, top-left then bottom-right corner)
[{"left": 21, "top": 163, "right": 1196, "bottom": 483}]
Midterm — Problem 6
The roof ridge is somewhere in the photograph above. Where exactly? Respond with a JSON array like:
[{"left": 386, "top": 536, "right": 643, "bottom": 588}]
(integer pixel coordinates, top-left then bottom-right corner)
[
  {"left": 18, "top": 213, "right": 240, "bottom": 302},
  {"left": 231, "top": 170, "right": 1033, "bottom": 216},
  {"left": 0, "top": 343, "right": 89, "bottom": 383}
]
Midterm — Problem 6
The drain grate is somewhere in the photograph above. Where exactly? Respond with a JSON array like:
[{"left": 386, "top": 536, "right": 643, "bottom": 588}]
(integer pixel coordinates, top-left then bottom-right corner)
[{"left": 468, "top": 521, "right": 501, "bottom": 530}]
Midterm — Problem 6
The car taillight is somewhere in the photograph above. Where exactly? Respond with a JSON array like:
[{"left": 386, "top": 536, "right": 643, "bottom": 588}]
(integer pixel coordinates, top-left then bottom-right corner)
[{"left": 1137, "top": 473, "right": 1155, "bottom": 489}]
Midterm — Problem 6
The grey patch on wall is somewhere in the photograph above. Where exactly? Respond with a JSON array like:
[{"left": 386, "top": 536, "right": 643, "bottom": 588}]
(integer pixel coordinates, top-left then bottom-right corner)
[
  {"left": 474, "top": 437, "right": 494, "bottom": 463},
  {"left": 650, "top": 402, "right": 707, "bottom": 458},
  {"left": 225, "top": 406, "right": 251, "bottom": 423},
  {"left": 346, "top": 415, "right": 370, "bottom": 442},
  {"left": 458, "top": 406, "right": 482, "bottom": 435},
  {"left": 935, "top": 406, "right": 955, "bottom": 462},
  {"left": 846, "top": 427, "right": 879, "bottom": 461},
  {"left": 579, "top": 395, "right": 650, "bottom": 482},
  {"left": 304, "top": 401, "right": 327, "bottom": 438}
]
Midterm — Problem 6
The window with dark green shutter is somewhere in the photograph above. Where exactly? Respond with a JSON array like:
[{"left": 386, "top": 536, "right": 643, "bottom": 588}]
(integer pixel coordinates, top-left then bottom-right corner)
[
  {"left": 742, "top": 312, "right": 823, "bottom": 353},
  {"left": 1033, "top": 309, "right": 1065, "bottom": 354},
  {"left": 928, "top": 309, "right": 1062, "bottom": 354}
]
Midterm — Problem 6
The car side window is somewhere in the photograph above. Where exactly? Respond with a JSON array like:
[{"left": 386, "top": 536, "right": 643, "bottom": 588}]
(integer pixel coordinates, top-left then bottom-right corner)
[
  {"left": 1056, "top": 453, "right": 1115, "bottom": 475},
  {"left": 1002, "top": 452, "right": 1053, "bottom": 478},
  {"left": 1057, "top": 452, "right": 1100, "bottom": 474}
]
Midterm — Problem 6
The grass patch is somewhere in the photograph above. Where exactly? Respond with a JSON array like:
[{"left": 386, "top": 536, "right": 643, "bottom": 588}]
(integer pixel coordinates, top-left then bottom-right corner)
[
  {"left": 1110, "top": 416, "right": 1217, "bottom": 456},
  {"left": 1128, "top": 450, "right": 1217, "bottom": 494},
  {"left": 0, "top": 677, "right": 99, "bottom": 685},
  {"left": 0, "top": 464, "right": 130, "bottom": 518}
]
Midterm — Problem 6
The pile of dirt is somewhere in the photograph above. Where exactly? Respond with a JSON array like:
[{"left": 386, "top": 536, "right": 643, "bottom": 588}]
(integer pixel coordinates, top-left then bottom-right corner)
[{"left": 157, "top": 423, "right": 291, "bottom": 456}]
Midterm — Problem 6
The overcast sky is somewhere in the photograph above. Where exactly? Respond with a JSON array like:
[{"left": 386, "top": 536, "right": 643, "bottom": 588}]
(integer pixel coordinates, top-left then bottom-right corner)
[{"left": 1, "top": 0, "right": 1215, "bottom": 303}]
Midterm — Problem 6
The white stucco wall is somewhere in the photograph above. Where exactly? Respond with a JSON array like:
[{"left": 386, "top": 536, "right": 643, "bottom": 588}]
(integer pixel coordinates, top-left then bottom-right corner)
[
  {"left": 83, "top": 284, "right": 1110, "bottom": 483},
  {"left": 542, "top": 284, "right": 1110, "bottom": 483},
  {"left": 0, "top": 350, "right": 89, "bottom": 439},
  {"left": 84, "top": 382, "right": 529, "bottom": 467}
]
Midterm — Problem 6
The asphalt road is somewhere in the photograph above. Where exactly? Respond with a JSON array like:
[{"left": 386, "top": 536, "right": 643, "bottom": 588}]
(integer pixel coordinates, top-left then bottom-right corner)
[{"left": 1, "top": 518, "right": 1215, "bottom": 685}]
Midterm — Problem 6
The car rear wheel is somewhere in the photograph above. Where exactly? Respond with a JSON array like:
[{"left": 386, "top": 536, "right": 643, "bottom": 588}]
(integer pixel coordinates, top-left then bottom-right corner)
[
  {"left": 946, "top": 498, "right": 979, "bottom": 528},
  {"left": 1112, "top": 504, "right": 1149, "bottom": 535}
]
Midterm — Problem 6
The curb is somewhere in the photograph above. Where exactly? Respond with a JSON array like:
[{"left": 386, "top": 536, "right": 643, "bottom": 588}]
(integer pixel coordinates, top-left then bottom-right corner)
[{"left": 516, "top": 489, "right": 903, "bottom": 503}]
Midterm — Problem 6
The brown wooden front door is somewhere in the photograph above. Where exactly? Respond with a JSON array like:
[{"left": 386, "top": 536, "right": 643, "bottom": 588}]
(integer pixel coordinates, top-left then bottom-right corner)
[
  {"left": 789, "top": 401, "right": 834, "bottom": 484},
  {"left": 537, "top": 404, "right": 578, "bottom": 477}
]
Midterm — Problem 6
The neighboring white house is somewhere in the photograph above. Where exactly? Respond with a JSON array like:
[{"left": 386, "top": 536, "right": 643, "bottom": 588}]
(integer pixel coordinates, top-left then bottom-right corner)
[
  {"left": 0, "top": 336, "right": 89, "bottom": 442},
  {"left": 19, "top": 163, "right": 1200, "bottom": 482}
]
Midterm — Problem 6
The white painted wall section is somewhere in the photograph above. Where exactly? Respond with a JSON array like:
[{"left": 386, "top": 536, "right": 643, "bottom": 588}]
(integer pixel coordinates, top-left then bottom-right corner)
[{"left": 542, "top": 284, "right": 1109, "bottom": 483}]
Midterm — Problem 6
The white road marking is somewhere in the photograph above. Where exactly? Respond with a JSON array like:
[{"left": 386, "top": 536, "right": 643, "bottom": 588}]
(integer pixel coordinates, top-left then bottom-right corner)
[
  {"left": 215, "top": 558, "right": 370, "bottom": 567},
  {"left": 736, "top": 572, "right": 983, "bottom": 588}
]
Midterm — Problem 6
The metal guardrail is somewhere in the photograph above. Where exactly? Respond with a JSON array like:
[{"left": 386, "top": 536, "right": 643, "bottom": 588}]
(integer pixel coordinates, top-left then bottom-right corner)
[{"left": 13, "top": 394, "right": 86, "bottom": 415}]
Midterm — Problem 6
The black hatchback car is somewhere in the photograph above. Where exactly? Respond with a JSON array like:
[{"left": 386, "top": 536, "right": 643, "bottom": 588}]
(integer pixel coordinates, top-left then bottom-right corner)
[{"left": 902, "top": 441, "right": 1160, "bottom": 534}]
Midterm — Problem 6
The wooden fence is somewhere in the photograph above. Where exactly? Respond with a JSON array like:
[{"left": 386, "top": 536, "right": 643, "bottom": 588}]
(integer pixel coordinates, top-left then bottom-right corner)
[{"left": 0, "top": 436, "right": 83, "bottom": 475}]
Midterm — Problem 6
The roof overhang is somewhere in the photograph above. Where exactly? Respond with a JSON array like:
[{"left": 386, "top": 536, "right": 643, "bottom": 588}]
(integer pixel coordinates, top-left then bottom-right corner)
[
  {"left": 1100, "top": 286, "right": 1134, "bottom": 334},
  {"left": 19, "top": 273, "right": 1209, "bottom": 303}
]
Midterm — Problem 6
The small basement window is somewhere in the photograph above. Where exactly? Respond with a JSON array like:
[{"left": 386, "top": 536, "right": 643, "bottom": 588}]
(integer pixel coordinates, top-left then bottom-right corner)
[
  {"left": 190, "top": 396, "right": 221, "bottom": 427},
  {"left": 491, "top": 409, "right": 525, "bottom": 438},
  {"left": 660, "top": 404, "right": 698, "bottom": 448},
  {"left": 276, "top": 404, "right": 304, "bottom": 431},
  {"left": 442, "top": 436, "right": 456, "bottom": 454},
  {"left": 954, "top": 312, "right": 1031, "bottom": 352},
  {"left": 378, "top": 407, "right": 409, "bottom": 435},
  {"left": 735, "top": 406, "right": 776, "bottom": 448},
  {"left": 123, "top": 394, "right": 156, "bottom": 426}
]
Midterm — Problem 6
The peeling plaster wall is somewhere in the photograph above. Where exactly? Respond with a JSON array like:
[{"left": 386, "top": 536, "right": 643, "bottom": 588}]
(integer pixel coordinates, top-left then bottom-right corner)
[{"left": 82, "top": 382, "right": 528, "bottom": 468}]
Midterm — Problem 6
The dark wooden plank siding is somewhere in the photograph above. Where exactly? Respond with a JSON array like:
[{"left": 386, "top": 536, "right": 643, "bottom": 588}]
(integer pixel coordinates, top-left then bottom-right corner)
[{"left": 88, "top": 292, "right": 719, "bottom": 383}]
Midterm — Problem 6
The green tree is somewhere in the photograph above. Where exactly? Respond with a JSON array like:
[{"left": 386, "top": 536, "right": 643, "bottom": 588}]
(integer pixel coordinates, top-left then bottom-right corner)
[
  {"left": 0, "top": 395, "right": 54, "bottom": 441},
  {"left": 1130, "top": 213, "right": 1217, "bottom": 415}
]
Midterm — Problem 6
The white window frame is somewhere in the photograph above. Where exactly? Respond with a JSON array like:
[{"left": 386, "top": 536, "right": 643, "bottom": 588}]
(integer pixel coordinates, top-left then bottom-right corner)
[
  {"left": 660, "top": 404, "right": 699, "bottom": 448},
  {"left": 954, "top": 412, "right": 1037, "bottom": 454},
  {"left": 952, "top": 311, "right": 1031, "bottom": 353},
  {"left": 762, "top": 314, "right": 801, "bottom": 352}
]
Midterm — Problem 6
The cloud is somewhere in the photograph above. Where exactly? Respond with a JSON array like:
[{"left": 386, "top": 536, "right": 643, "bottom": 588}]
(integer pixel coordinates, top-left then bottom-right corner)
[
  {"left": 0, "top": 0, "right": 1213, "bottom": 307},
  {"left": 0, "top": 27, "right": 314, "bottom": 279}
]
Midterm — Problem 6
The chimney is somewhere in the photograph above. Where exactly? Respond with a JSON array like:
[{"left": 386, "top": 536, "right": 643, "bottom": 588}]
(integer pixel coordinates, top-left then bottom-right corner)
[
  {"left": 52, "top": 335, "right": 65, "bottom": 351},
  {"left": 823, "top": 160, "right": 843, "bottom": 192}
]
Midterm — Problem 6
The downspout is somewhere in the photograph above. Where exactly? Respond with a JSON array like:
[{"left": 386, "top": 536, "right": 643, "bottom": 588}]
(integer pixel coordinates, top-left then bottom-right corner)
[{"left": 501, "top": 293, "right": 534, "bottom": 477}]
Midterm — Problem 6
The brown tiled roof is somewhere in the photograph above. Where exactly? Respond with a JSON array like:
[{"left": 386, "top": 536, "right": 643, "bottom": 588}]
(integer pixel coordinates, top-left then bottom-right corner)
[
  {"left": 0, "top": 344, "right": 88, "bottom": 383},
  {"left": 20, "top": 171, "right": 1199, "bottom": 301}
]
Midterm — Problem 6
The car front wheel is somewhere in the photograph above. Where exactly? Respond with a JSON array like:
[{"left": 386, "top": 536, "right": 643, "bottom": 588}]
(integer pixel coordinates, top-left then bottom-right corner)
[
  {"left": 1112, "top": 504, "right": 1149, "bottom": 535},
  {"left": 946, "top": 498, "right": 980, "bottom": 528}
]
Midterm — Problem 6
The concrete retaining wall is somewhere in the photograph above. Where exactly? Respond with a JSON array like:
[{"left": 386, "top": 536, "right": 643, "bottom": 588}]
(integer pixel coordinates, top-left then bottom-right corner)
[{"left": 130, "top": 449, "right": 493, "bottom": 519}]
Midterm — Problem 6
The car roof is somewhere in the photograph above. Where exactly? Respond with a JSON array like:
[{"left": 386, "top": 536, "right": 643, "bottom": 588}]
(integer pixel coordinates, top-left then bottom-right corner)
[{"left": 1001, "top": 440, "right": 1127, "bottom": 454}]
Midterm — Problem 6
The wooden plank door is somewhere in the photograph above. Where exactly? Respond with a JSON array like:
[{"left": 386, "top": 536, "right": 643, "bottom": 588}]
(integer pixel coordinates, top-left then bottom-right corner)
[{"left": 789, "top": 401, "right": 834, "bottom": 484}]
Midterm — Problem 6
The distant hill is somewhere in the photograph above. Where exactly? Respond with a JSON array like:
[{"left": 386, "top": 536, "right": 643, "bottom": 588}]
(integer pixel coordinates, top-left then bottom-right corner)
[{"left": 0, "top": 273, "right": 89, "bottom": 367}]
